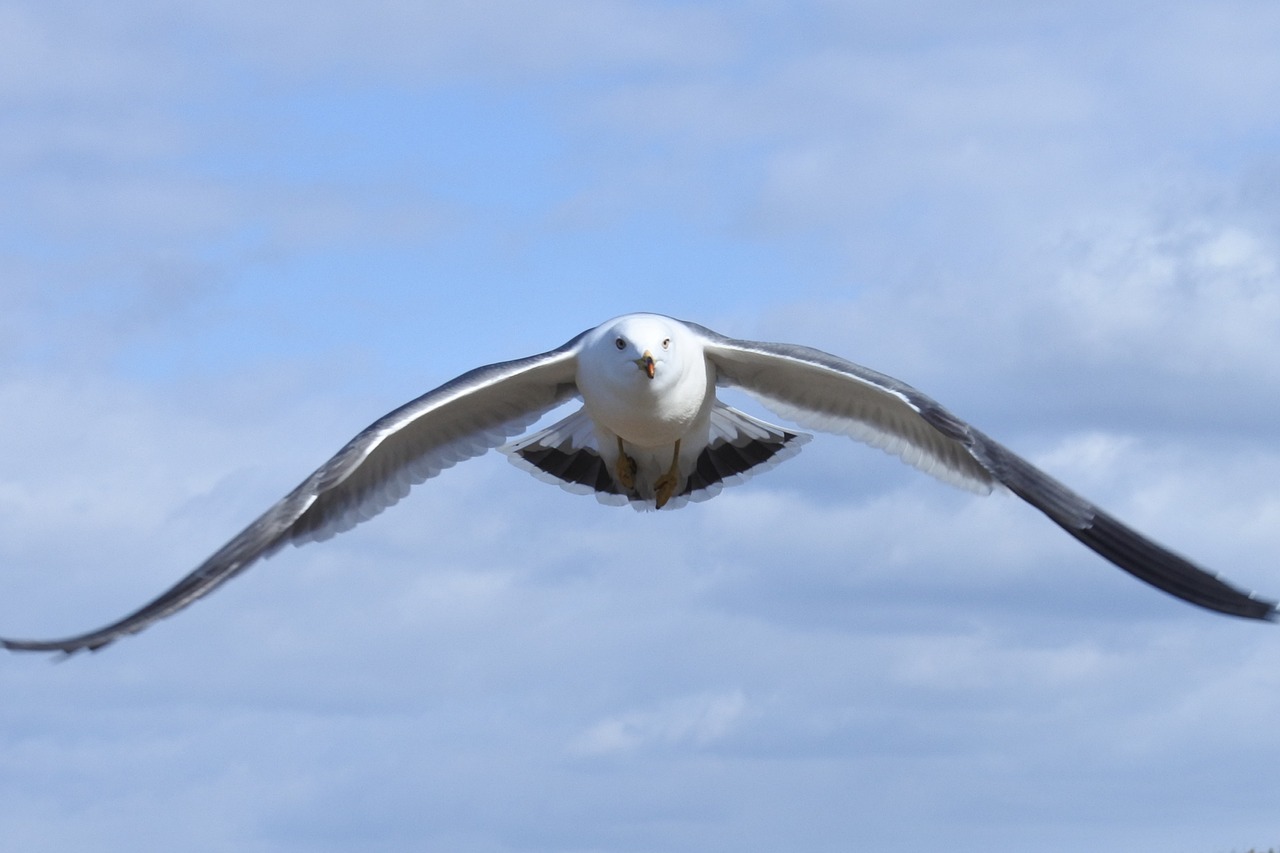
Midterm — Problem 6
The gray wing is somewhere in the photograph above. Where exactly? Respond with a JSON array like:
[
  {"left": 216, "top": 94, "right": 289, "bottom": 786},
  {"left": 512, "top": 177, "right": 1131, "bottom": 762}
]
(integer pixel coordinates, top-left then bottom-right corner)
[
  {"left": 2, "top": 335, "right": 585, "bottom": 654},
  {"left": 692, "top": 323, "right": 1277, "bottom": 621}
]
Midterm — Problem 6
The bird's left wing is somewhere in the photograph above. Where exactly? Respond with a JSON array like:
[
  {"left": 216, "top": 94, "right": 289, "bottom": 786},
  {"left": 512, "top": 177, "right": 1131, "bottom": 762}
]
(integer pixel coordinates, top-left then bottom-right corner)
[
  {"left": 692, "top": 322, "right": 1276, "bottom": 621},
  {"left": 2, "top": 335, "right": 586, "bottom": 654}
]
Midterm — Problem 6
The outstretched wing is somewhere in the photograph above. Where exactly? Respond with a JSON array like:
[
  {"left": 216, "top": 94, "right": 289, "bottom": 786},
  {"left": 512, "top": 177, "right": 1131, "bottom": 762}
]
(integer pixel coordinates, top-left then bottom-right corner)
[
  {"left": 693, "top": 323, "right": 1276, "bottom": 621},
  {"left": 2, "top": 335, "right": 585, "bottom": 654}
]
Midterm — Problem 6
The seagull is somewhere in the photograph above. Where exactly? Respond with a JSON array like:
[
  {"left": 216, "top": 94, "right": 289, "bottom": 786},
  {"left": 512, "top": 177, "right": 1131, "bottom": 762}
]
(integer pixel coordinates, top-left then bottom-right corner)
[{"left": 2, "top": 313, "right": 1274, "bottom": 654}]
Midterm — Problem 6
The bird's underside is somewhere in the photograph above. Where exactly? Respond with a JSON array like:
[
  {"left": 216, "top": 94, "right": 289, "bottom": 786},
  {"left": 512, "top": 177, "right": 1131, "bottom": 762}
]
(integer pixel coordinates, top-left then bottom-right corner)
[
  {"left": 1, "top": 312, "right": 1274, "bottom": 655},
  {"left": 503, "top": 400, "right": 809, "bottom": 509}
]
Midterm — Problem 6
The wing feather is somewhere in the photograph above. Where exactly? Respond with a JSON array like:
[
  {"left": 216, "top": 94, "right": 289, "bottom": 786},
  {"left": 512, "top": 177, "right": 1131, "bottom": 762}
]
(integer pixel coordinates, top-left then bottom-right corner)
[
  {"left": 693, "top": 323, "right": 1276, "bottom": 620},
  {"left": 696, "top": 330, "right": 994, "bottom": 492},
  {"left": 1, "top": 336, "right": 585, "bottom": 654}
]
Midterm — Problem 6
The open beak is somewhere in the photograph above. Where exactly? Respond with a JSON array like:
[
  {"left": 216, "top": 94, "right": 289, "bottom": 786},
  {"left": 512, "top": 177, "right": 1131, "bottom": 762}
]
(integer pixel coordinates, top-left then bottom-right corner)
[{"left": 635, "top": 350, "right": 656, "bottom": 379}]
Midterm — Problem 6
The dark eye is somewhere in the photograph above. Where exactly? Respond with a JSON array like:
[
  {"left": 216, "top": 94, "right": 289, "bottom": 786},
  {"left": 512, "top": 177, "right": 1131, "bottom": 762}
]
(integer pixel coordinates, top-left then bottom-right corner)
[
  {"left": 662, "top": 338, "right": 670, "bottom": 349},
  {"left": 614, "top": 337, "right": 626, "bottom": 350}
]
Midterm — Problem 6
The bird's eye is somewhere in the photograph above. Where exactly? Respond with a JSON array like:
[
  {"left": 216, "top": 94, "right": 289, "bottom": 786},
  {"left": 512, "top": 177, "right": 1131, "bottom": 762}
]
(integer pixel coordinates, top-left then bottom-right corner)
[
  {"left": 662, "top": 338, "right": 670, "bottom": 349},
  {"left": 614, "top": 337, "right": 626, "bottom": 350}
]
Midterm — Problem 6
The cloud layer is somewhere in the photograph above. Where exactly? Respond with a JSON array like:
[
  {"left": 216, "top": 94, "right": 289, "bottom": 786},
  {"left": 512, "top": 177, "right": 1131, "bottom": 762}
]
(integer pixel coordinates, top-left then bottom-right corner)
[{"left": 3, "top": 2, "right": 1280, "bottom": 851}]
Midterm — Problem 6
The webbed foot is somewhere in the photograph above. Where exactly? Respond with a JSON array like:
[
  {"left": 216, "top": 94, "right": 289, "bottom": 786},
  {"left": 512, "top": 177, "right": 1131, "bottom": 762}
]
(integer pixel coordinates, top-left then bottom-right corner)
[{"left": 653, "top": 439, "right": 682, "bottom": 509}]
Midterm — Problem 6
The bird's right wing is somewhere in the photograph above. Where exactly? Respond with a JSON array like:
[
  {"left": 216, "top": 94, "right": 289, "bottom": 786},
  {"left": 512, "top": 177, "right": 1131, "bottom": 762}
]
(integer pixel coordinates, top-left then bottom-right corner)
[
  {"left": 1, "top": 333, "right": 587, "bottom": 654},
  {"left": 693, "top": 323, "right": 1276, "bottom": 621}
]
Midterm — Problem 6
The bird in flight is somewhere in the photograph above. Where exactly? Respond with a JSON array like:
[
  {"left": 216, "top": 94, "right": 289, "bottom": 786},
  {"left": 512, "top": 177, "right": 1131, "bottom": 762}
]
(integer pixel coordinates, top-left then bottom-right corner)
[{"left": 2, "top": 313, "right": 1273, "bottom": 654}]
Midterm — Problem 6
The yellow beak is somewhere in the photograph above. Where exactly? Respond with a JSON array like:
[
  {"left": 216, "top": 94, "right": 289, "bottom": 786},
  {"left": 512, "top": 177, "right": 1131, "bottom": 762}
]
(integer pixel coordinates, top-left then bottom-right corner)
[{"left": 636, "top": 350, "right": 656, "bottom": 379}]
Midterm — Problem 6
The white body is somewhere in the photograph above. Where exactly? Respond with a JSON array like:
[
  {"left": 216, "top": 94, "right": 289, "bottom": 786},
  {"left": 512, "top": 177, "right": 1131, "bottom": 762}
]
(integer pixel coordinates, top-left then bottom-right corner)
[{"left": 576, "top": 315, "right": 716, "bottom": 503}]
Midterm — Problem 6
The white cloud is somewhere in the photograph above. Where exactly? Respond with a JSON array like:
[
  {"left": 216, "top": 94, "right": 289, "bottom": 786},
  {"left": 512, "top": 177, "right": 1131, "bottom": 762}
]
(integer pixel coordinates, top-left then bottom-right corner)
[
  {"left": 1047, "top": 215, "right": 1280, "bottom": 377},
  {"left": 165, "top": 1, "right": 736, "bottom": 84},
  {"left": 571, "top": 690, "right": 750, "bottom": 756},
  {"left": 0, "top": 5, "right": 185, "bottom": 102},
  {"left": 4, "top": 2, "right": 1280, "bottom": 852},
  {"left": 886, "top": 631, "right": 1114, "bottom": 691}
]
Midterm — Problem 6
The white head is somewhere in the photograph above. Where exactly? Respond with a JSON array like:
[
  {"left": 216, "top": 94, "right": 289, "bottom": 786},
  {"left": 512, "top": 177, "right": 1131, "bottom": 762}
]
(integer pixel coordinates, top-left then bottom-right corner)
[
  {"left": 577, "top": 313, "right": 709, "bottom": 446},
  {"left": 581, "top": 313, "right": 687, "bottom": 390}
]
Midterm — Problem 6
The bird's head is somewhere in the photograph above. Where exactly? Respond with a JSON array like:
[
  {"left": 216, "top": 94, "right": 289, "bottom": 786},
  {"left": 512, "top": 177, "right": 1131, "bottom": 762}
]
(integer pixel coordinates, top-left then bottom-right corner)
[{"left": 588, "top": 313, "right": 680, "bottom": 388}]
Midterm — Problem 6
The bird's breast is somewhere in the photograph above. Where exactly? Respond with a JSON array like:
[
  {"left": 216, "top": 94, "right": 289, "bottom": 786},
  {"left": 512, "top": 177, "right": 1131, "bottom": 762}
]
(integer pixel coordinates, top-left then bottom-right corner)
[{"left": 580, "top": 367, "right": 712, "bottom": 449}]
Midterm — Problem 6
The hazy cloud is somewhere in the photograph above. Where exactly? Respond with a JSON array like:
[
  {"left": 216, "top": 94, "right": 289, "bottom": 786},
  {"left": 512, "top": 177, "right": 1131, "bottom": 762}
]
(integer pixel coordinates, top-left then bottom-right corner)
[{"left": 3, "top": 2, "right": 1280, "bottom": 852}]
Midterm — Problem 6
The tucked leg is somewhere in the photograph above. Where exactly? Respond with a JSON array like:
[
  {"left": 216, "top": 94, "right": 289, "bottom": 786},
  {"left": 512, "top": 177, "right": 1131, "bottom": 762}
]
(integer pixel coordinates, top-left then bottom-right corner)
[
  {"left": 653, "top": 440, "right": 682, "bottom": 509},
  {"left": 615, "top": 437, "right": 638, "bottom": 491}
]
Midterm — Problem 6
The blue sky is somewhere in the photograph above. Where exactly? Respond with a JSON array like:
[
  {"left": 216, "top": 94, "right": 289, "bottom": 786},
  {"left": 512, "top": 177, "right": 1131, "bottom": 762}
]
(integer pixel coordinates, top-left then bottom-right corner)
[{"left": 4, "top": 2, "right": 1280, "bottom": 851}]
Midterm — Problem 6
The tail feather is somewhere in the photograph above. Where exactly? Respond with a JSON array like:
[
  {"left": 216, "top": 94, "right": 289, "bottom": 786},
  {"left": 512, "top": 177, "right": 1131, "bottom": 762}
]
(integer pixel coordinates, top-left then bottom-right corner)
[
  {"left": 501, "top": 407, "right": 626, "bottom": 501},
  {"left": 501, "top": 403, "right": 810, "bottom": 508},
  {"left": 681, "top": 405, "right": 810, "bottom": 500}
]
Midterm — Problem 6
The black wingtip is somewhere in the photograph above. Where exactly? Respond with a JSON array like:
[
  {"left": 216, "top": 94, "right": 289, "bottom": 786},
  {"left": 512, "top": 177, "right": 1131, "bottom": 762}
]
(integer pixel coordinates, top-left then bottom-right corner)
[
  {"left": 972, "top": 434, "right": 1279, "bottom": 623},
  {"left": 1252, "top": 598, "right": 1279, "bottom": 623},
  {"left": 1, "top": 633, "right": 114, "bottom": 656},
  {"left": 1074, "top": 511, "right": 1278, "bottom": 621},
  {"left": 1218, "top": 597, "right": 1277, "bottom": 622}
]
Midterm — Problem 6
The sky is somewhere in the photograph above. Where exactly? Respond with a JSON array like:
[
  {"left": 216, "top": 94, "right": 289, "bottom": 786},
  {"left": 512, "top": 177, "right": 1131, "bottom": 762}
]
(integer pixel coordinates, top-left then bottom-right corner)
[{"left": 3, "top": 2, "right": 1280, "bottom": 851}]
